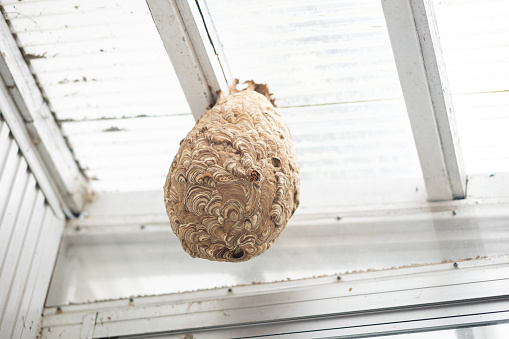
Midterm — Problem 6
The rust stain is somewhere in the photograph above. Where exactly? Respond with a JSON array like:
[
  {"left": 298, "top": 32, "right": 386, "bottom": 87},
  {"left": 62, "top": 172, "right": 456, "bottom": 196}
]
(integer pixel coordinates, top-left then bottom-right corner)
[
  {"left": 24, "top": 52, "right": 47, "bottom": 60},
  {"left": 103, "top": 126, "right": 125, "bottom": 132}
]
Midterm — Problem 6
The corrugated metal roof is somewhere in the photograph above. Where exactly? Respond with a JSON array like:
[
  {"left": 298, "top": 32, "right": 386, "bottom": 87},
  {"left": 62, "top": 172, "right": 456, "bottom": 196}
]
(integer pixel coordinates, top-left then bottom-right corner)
[
  {"left": 0, "top": 0, "right": 425, "bottom": 195},
  {"left": 3, "top": 0, "right": 507, "bottom": 194},
  {"left": 206, "top": 0, "right": 404, "bottom": 107},
  {"left": 0, "top": 0, "right": 194, "bottom": 192},
  {"left": 0, "top": 116, "right": 65, "bottom": 338},
  {"left": 205, "top": 0, "right": 422, "bottom": 187},
  {"left": 1, "top": 0, "right": 189, "bottom": 121},
  {"left": 434, "top": 0, "right": 509, "bottom": 174},
  {"left": 207, "top": 0, "right": 509, "bottom": 175}
]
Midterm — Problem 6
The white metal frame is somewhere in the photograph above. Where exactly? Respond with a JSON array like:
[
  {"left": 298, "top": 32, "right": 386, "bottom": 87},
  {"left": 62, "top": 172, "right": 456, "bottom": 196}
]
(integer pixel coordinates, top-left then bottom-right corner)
[
  {"left": 40, "top": 257, "right": 509, "bottom": 338},
  {"left": 381, "top": 0, "right": 466, "bottom": 201},
  {"left": 0, "top": 15, "right": 89, "bottom": 216},
  {"left": 147, "top": 0, "right": 232, "bottom": 120},
  {"left": 0, "top": 78, "right": 63, "bottom": 219}
]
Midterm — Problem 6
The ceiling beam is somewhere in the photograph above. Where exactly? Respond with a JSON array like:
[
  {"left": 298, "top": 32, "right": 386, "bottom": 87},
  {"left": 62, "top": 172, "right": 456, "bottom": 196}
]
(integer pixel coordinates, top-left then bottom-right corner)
[
  {"left": 0, "top": 15, "right": 89, "bottom": 216},
  {"left": 147, "top": 0, "right": 232, "bottom": 120},
  {"left": 381, "top": 0, "right": 466, "bottom": 201}
]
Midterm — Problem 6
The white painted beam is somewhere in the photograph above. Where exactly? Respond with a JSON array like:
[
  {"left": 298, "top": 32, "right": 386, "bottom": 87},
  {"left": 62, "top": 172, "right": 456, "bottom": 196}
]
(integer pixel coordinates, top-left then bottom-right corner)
[
  {"left": 0, "top": 78, "right": 64, "bottom": 219},
  {"left": 147, "top": 0, "right": 232, "bottom": 120},
  {"left": 0, "top": 15, "right": 89, "bottom": 215},
  {"left": 40, "top": 258, "right": 509, "bottom": 338},
  {"left": 381, "top": 0, "right": 466, "bottom": 201}
]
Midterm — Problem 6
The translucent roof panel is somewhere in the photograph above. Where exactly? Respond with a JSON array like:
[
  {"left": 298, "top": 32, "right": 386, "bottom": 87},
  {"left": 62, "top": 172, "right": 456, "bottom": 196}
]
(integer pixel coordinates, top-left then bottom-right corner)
[
  {"left": 206, "top": 0, "right": 424, "bottom": 205},
  {"left": 207, "top": 0, "right": 406, "bottom": 107},
  {"left": 1, "top": 0, "right": 425, "bottom": 202},
  {"left": 61, "top": 116, "right": 194, "bottom": 192},
  {"left": 0, "top": 0, "right": 193, "bottom": 192},
  {"left": 434, "top": 0, "right": 509, "bottom": 174},
  {"left": 47, "top": 192, "right": 509, "bottom": 305}
]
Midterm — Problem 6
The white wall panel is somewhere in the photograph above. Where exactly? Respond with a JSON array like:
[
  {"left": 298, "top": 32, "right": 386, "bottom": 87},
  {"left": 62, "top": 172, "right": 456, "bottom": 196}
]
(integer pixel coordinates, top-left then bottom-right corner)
[{"left": 0, "top": 116, "right": 65, "bottom": 339}]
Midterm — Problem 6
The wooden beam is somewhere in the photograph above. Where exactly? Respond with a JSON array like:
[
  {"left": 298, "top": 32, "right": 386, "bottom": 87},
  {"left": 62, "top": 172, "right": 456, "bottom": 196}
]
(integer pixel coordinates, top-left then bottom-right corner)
[
  {"left": 381, "top": 0, "right": 466, "bottom": 201},
  {"left": 147, "top": 0, "right": 232, "bottom": 120},
  {"left": 0, "top": 15, "right": 89, "bottom": 215}
]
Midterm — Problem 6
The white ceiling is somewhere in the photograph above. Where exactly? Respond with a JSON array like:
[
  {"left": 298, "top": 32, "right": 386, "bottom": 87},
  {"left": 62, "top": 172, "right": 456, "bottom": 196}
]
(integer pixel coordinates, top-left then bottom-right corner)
[{"left": 0, "top": 0, "right": 508, "bottom": 195}]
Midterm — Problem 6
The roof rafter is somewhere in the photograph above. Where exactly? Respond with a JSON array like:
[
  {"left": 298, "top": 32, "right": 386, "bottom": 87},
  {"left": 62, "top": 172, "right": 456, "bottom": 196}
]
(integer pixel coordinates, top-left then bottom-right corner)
[
  {"left": 381, "top": 0, "right": 467, "bottom": 201},
  {"left": 147, "top": 0, "right": 232, "bottom": 120}
]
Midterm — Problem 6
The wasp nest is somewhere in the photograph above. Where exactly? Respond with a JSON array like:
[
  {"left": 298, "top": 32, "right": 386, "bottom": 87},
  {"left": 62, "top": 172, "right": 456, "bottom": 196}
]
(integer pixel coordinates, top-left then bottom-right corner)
[{"left": 164, "top": 81, "right": 300, "bottom": 262}]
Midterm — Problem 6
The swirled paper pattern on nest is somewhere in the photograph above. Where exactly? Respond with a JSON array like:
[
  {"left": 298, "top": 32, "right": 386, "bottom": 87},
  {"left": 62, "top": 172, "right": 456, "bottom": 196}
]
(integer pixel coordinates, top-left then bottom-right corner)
[{"left": 164, "top": 82, "right": 300, "bottom": 262}]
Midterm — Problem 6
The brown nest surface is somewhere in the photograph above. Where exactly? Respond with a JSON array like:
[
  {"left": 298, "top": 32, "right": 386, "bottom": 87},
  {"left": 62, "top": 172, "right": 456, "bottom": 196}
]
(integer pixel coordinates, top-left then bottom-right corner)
[{"left": 164, "top": 81, "right": 300, "bottom": 262}]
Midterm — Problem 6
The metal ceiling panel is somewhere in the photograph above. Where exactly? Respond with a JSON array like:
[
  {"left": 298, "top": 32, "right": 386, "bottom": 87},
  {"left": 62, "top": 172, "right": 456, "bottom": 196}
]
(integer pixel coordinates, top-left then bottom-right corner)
[
  {"left": 206, "top": 0, "right": 405, "bottom": 107},
  {"left": 0, "top": 0, "right": 190, "bottom": 121},
  {"left": 1, "top": 0, "right": 508, "bottom": 193},
  {"left": 0, "top": 0, "right": 425, "bottom": 194},
  {"left": 0, "top": 0, "right": 194, "bottom": 192},
  {"left": 0, "top": 116, "right": 65, "bottom": 339}
]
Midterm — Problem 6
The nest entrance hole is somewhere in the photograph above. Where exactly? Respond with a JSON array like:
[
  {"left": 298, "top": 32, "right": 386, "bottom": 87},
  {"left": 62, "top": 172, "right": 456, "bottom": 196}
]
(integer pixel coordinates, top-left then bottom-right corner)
[
  {"left": 271, "top": 157, "right": 281, "bottom": 167},
  {"left": 232, "top": 248, "right": 245, "bottom": 259}
]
